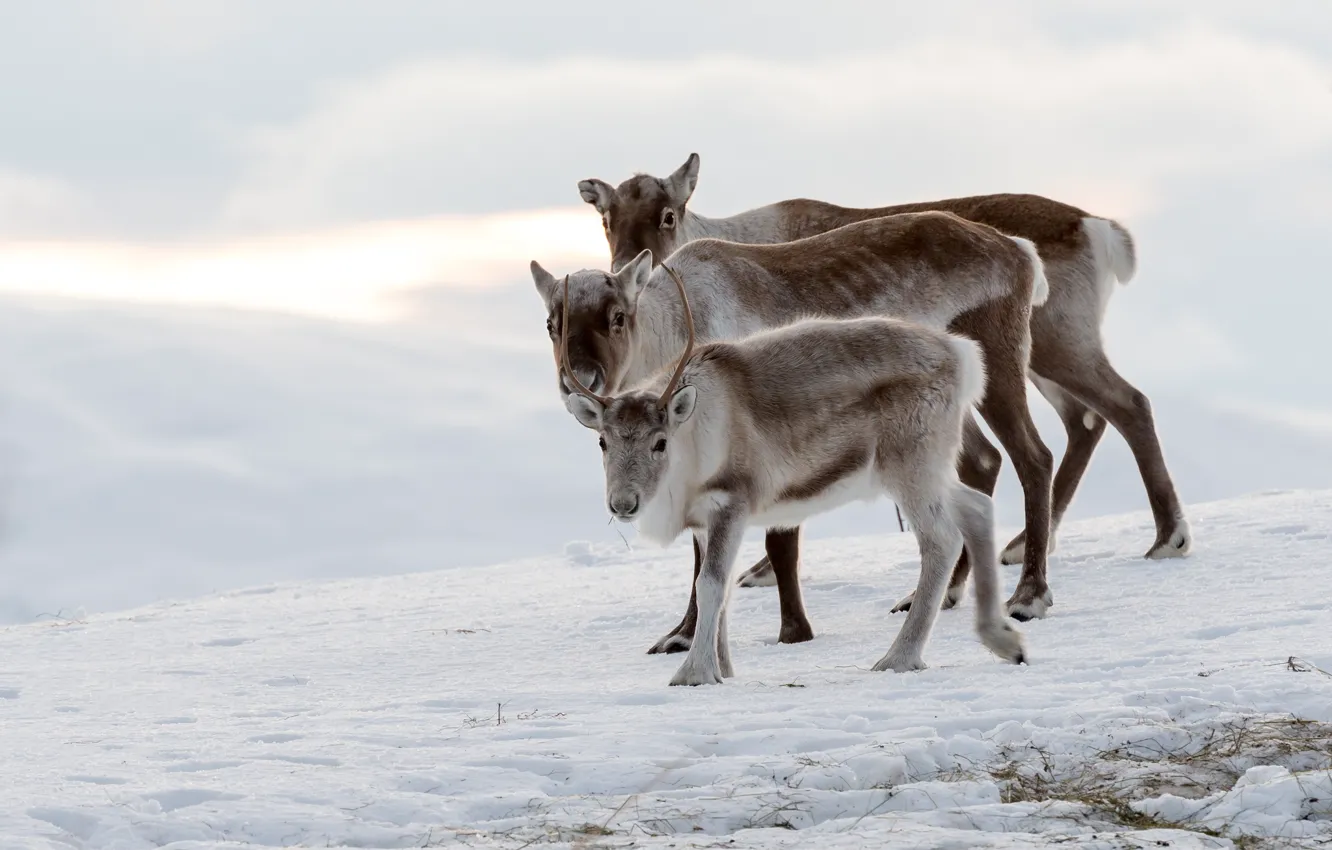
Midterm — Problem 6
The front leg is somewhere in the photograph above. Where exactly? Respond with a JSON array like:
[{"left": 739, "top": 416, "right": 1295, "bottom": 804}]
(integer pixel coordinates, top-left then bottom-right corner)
[
  {"left": 647, "top": 535, "right": 702, "bottom": 654},
  {"left": 671, "top": 503, "right": 748, "bottom": 687}
]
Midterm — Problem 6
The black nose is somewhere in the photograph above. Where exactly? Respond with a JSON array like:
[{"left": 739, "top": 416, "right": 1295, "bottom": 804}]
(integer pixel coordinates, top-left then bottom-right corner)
[{"left": 610, "top": 494, "right": 639, "bottom": 518}]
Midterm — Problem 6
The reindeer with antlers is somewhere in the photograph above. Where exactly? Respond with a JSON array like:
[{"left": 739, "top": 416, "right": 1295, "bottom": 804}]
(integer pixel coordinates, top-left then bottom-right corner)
[
  {"left": 577, "top": 154, "right": 1191, "bottom": 600},
  {"left": 534, "top": 209, "right": 1051, "bottom": 654},
  {"left": 558, "top": 267, "right": 1026, "bottom": 685}
]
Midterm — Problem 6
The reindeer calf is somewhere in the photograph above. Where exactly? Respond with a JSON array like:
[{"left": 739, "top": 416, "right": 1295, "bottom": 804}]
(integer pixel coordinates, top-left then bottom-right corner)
[{"left": 559, "top": 271, "right": 1026, "bottom": 685}]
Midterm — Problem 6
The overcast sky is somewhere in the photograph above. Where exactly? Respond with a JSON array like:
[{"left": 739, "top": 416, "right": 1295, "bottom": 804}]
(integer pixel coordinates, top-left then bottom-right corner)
[
  {"left": 3, "top": 3, "right": 1330, "bottom": 405},
  {"left": 2, "top": 2, "right": 1331, "bottom": 408}
]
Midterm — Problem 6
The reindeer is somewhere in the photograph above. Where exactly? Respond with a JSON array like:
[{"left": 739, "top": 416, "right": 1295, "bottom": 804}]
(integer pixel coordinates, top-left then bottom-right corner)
[
  {"left": 533, "top": 210, "right": 1051, "bottom": 655},
  {"left": 559, "top": 267, "right": 1027, "bottom": 685},
  {"left": 577, "top": 154, "right": 1191, "bottom": 596}
]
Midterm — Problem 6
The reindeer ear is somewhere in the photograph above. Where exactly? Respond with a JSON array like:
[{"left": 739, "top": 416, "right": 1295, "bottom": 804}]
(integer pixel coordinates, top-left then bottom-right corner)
[
  {"left": 531, "top": 261, "right": 560, "bottom": 309},
  {"left": 565, "top": 393, "right": 604, "bottom": 431},
  {"left": 667, "top": 385, "right": 697, "bottom": 427},
  {"left": 578, "top": 179, "right": 614, "bottom": 214},
  {"left": 613, "top": 249, "right": 654, "bottom": 309},
  {"left": 664, "top": 153, "right": 699, "bottom": 207}
]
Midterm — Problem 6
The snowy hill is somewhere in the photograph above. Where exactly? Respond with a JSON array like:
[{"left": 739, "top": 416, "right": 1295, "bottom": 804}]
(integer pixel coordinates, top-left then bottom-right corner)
[
  {"left": 2, "top": 490, "right": 1330, "bottom": 848},
  {"left": 4, "top": 289, "right": 1332, "bottom": 625}
]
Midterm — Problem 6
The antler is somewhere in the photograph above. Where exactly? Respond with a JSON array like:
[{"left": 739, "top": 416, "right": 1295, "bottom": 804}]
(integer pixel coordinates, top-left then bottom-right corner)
[
  {"left": 658, "top": 264, "right": 696, "bottom": 408},
  {"left": 559, "top": 276, "right": 613, "bottom": 406}
]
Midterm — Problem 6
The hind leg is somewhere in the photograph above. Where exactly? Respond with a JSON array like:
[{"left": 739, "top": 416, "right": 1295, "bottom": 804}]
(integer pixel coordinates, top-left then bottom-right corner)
[
  {"left": 1000, "top": 376, "right": 1107, "bottom": 565},
  {"left": 735, "top": 553, "right": 776, "bottom": 587},
  {"left": 892, "top": 414, "right": 1001, "bottom": 613},
  {"left": 951, "top": 483, "right": 1026, "bottom": 664},
  {"left": 1033, "top": 352, "right": 1190, "bottom": 559}
]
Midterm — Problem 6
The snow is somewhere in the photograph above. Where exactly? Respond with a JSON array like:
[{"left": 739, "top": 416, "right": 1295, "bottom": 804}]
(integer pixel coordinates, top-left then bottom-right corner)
[{"left": 2, "top": 490, "right": 1330, "bottom": 848}]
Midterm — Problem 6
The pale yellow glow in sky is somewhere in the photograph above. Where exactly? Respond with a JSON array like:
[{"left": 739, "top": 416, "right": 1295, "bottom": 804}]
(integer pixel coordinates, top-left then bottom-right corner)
[{"left": 0, "top": 208, "right": 608, "bottom": 322}]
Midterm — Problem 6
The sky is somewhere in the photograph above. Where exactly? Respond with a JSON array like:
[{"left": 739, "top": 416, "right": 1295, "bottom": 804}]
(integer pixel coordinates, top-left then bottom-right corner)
[{"left": 1, "top": 1, "right": 1331, "bottom": 620}]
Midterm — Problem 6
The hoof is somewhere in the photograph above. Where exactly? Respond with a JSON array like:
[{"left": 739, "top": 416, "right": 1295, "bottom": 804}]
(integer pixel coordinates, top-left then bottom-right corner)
[
  {"left": 647, "top": 631, "right": 692, "bottom": 655},
  {"left": 1000, "top": 532, "right": 1056, "bottom": 566},
  {"left": 1146, "top": 522, "right": 1191, "bottom": 560},
  {"left": 670, "top": 657, "right": 726, "bottom": 686},
  {"left": 979, "top": 619, "right": 1027, "bottom": 664},
  {"left": 891, "top": 583, "right": 964, "bottom": 614},
  {"left": 778, "top": 620, "right": 815, "bottom": 645},
  {"left": 1005, "top": 589, "right": 1052, "bottom": 621},
  {"left": 871, "top": 652, "right": 927, "bottom": 673},
  {"left": 736, "top": 562, "right": 778, "bottom": 588}
]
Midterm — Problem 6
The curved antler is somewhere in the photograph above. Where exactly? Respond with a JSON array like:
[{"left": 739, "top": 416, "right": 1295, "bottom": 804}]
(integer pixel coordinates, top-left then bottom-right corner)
[
  {"left": 560, "top": 276, "right": 612, "bottom": 406},
  {"left": 658, "top": 264, "right": 696, "bottom": 408}
]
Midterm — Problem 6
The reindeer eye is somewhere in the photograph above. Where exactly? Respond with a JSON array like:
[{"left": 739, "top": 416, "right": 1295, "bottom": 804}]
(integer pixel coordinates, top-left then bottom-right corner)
[
  {"left": 661, "top": 209, "right": 676, "bottom": 229},
  {"left": 611, "top": 311, "right": 625, "bottom": 329},
  {"left": 546, "top": 319, "right": 555, "bottom": 336},
  {"left": 652, "top": 438, "right": 667, "bottom": 453},
  {"left": 598, "top": 436, "right": 607, "bottom": 451}
]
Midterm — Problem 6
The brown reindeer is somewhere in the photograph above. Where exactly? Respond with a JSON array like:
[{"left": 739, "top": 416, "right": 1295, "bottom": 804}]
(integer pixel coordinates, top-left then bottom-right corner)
[
  {"left": 578, "top": 154, "right": 1191, "bottom": 604},
  {"left": 559, "top": 268, "right": 1026, "bottom": 684},
  {"left": 533, "top": 209, "right": 1051, "bottom": 655}
]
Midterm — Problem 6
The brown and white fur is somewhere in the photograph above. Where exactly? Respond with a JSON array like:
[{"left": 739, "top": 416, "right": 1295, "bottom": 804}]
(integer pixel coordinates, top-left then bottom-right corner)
[
  {"left": 579, "top": 154, "right": 1191, "bottom": 600},
  {"left": 559, "top": 271, "right": 1027, "bottom": 685},
  {"left": 533, "top": 210, "right": 1052, "bottom": 654}
]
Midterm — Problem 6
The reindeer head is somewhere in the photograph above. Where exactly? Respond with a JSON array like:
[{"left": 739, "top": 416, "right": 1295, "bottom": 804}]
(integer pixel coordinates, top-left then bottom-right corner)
[
  {"left": 560, "top": 266, "right": 698, "bottom": 522},
  {"left": 577, "top": 153, "right": 700, "bottom": 272},
  {"left": 530, "top": 250, "right": 655, "bottom": 400}
]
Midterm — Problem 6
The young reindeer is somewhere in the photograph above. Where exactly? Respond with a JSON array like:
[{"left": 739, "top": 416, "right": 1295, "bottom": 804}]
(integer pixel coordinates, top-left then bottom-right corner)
[
  {"left": 533, "top": 210, "right": 1052, "bottom": 656},
  {"left": 578, "top": 154, "right": 1192, "bottom": 593},
  {"left": 558, "top": 268, "right": 1026, "bottom": 685}
]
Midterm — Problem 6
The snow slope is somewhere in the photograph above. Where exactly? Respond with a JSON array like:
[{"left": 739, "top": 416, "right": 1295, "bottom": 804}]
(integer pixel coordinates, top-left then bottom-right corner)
[
  {"left": 5, "top": 289, "right": 1332, "bottom": 625},
  {"left": 2, "top": 490, "right": 1330, "bottom": 848}
]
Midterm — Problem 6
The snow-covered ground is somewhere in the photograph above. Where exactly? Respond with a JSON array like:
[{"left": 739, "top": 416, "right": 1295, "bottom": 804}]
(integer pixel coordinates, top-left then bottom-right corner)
[{"left": 3, "top": 489, "right": 1330, "bottom": 848}]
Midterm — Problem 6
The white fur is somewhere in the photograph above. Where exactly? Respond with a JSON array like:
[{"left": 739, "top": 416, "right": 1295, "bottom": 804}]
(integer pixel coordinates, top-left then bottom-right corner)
[
  {"left": 947, "top": 336, "right": 989, "bottom": 413},
  {"left": 1081, "top": 217, "right": 1136, "bottom": 314},
  {"left": 751, "top": 460, "right": 881, "bottom": 530},
  {"left": 631, "top": 388, "right": 730, "bottom": 547},
  {"left": 680, "top": 206, "right": 786, "bottom": 247},
  {"left": 1007, "top": 236, "right": 1050, "bottom": 307}
]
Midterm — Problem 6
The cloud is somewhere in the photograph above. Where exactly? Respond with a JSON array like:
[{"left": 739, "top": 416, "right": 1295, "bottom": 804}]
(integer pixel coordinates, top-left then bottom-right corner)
[
  {"left": 220, "top": 26, "right": 1332, "bottom": 232},
  {"left": 1210, "top": 397, "right": 1332, "bottom": 440},
  {"left": 0, "top": 170, "right": 94, "bottom": 238},
  {"left": 0, "top": 209, "right": 606, "bottom": 322},
  {"left": 1101, "top": 313, "right": 1245, "bottom": 382}
]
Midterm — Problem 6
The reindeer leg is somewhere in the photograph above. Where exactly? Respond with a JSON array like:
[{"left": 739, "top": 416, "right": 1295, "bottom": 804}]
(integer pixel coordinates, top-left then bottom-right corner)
[
  {"left": 950, "top": 483, "right": 1026, "bottom": 664},
  {"left": 1036, "top": 353, "right": 1190, "bottom": 560},
  {"left": 978, "top": 358, "right": 1055, "bottom": 622},
  {"left": 892, "top": 414, "right": 1001, "bottom": 613},
  {"left": 646, "top": 534, "right": 701, "bottom": 655},
  {"left": 671, "top": 507, "right": 747, "bottom": 686},
  {"left": 736, "top": 553, "right": 776, "bottom": 587},
  {"left": 767, "top": 526, "right": 814, "bottom": 644},
  {"left": 1000, "top": 376, "right": 1105, "bottom": 565},
  {"left": 873, "top": 494, "right": 960, "bottom": 673}
]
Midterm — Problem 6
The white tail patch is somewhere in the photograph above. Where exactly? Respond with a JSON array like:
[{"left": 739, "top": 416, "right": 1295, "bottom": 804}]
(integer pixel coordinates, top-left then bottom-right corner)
[
  {"left": 1008, "top": 236, "right": 1050, "bottom": 307},
  {"left": 948, "top": 335, "right": 988, "bottom": 411},
  {"left": 1082, "top": 217, "right": 1137, "bottom": 288}
]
